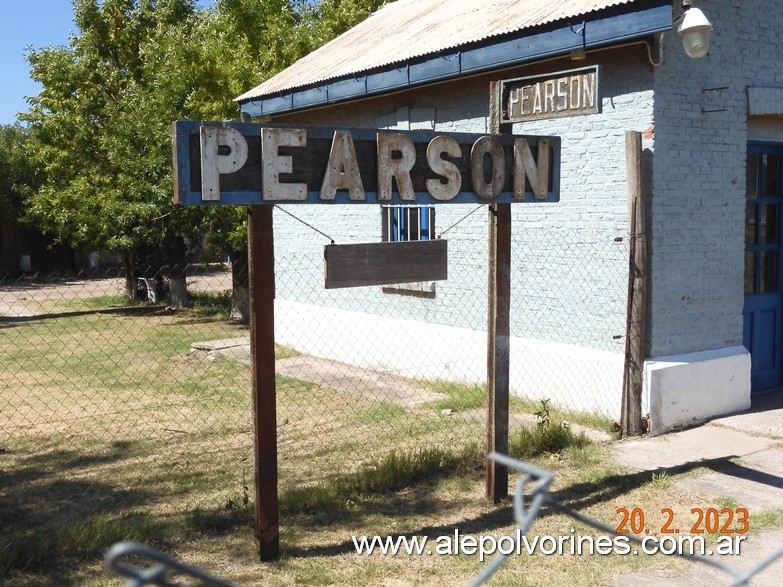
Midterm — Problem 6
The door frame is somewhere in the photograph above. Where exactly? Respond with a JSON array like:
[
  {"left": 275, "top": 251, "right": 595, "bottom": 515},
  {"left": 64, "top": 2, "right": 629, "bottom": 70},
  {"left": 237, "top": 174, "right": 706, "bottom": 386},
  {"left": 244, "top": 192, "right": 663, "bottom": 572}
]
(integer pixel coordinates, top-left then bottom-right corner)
[{"left": 744, "top": 141, "right": 783, "bottom": 393}]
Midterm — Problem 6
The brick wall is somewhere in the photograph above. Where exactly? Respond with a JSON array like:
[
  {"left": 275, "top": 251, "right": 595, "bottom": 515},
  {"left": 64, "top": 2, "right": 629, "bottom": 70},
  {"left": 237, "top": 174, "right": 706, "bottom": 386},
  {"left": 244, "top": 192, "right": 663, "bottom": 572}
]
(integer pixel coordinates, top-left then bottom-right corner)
[
  {"left": 271, "top": 48, "right": 653, "bottom": 355},
  {"left": 649, "top": 0, "right": 781, "bottom": 357}
]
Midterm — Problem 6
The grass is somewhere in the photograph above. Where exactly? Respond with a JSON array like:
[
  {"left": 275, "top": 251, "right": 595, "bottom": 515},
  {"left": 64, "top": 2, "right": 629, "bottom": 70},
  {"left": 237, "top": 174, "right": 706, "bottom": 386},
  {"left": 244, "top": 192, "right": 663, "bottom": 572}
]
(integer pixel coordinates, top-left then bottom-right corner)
[
  {"left": 278, "top": 444, "right": 483, "bottom": 519},
  {"left": 649, "top": 470, "right": 670, "bottom": 490},
  {"left": 424, "top": 380, "right": 616, "bottom": 435},
  {"left": 189, "top": 290, "right": 233, "bottom": 320},
  {"left": 425, "top": 381, "right": 487, "bottom": 411},
  {"left": 2, "top": 278, "right": 745, "bottom": 586},
  {"left": 279, "top": 403, "right": 589, "bottom": 522}
]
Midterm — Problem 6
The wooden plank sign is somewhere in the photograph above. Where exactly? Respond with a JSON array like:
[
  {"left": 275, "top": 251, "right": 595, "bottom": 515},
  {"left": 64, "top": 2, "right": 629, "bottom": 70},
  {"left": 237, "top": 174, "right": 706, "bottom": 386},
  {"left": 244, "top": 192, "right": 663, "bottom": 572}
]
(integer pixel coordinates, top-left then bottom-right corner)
[
  {"left": 324, "top": 240, "right": 447, "bottom": 289},
  {"left": 173, "top": 121, "right": 560, "bottom": 206},
  {"left": 500, "top": 66, "right": 600, "bottom": 123}
]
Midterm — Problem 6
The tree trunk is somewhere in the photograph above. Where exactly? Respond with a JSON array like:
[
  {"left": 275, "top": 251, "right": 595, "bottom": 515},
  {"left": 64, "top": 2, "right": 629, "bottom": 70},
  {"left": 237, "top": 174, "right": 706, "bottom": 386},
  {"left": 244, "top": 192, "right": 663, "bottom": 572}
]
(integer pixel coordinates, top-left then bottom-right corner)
[
  {"left": 17, "top": 225, "right": 32, "bottom": 273},
  {"left": 230, "top": 248, "right": 249, "bottom": 323},
  {"left": 123, "top": 251, "right": 138, "bottom": 301},
  {"left": 167, "top": 235, "right": 189, "bottom": 310}
]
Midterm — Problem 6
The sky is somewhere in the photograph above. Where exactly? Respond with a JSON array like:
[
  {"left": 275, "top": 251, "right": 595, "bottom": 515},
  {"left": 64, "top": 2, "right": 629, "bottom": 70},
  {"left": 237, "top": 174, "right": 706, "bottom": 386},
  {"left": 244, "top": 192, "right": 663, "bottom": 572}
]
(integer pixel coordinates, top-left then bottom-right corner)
[
  {"left": 0, "top": 1, "right": 77, "bottom": 125},
  {"left": 0, "top": 0, "right": 214, "bottom": 126}
]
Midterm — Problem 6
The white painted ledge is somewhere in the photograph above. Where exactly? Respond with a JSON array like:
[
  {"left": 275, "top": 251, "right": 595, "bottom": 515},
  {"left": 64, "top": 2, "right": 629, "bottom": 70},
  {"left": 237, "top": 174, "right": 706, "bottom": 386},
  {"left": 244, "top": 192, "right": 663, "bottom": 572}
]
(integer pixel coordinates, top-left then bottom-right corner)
[
  {"left": 275, "top": 299, "right": 623, "bottom": 417},
  {"left": 644, "top": 346, "right": 751, "bottom": 436}
]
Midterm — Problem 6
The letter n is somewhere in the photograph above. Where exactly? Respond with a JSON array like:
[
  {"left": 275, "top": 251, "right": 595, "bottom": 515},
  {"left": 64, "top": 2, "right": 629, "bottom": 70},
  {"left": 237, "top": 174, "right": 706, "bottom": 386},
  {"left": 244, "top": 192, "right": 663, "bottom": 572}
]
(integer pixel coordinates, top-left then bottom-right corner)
[{"left": 513, "top": 138, "right": 549, "bottom": 200}]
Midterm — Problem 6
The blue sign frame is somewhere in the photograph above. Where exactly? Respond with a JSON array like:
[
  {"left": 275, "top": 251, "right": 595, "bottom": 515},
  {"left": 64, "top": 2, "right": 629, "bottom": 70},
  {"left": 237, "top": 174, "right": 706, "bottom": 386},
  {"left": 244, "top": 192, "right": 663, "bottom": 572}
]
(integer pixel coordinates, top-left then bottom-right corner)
[{"left": 173, "top": 120, "right": 560, "bottom": 206}]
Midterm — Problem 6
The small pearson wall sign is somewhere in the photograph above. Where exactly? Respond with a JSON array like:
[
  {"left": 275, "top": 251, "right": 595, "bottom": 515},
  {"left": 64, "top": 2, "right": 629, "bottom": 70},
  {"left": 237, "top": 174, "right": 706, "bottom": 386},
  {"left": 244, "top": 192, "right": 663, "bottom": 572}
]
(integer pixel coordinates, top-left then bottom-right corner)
[
  {"left": 173, "top": 121, "right": 560, "bottom": 205},
  {"left": 501, "top": 66, "right": 600, "bottom": 123}
]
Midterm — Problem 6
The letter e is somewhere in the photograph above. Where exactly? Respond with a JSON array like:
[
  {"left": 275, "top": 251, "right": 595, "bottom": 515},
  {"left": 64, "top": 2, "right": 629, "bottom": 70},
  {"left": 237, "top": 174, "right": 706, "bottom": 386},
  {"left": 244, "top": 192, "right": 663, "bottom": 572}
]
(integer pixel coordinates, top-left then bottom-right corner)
[{"left": 262, "top": 127, "right": 307, "bottom": 201}]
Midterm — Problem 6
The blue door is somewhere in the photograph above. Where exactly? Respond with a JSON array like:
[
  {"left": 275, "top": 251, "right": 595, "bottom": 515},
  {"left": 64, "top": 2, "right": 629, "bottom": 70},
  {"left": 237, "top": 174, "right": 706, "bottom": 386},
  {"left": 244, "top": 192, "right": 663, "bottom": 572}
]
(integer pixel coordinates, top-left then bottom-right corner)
[{"left": 744, "top": 144, "right": 783, "bottom": 392}]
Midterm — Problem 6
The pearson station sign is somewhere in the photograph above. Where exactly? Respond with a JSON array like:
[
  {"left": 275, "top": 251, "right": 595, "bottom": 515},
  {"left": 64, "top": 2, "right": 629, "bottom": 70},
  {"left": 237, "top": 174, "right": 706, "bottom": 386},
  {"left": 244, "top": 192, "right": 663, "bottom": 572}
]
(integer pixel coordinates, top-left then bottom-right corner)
[
  {"left": 500, "top": 66, "right": 600, "bottom": 123},
  {"left": 173, "top": 121, "right": 560, "bottom": 206}
]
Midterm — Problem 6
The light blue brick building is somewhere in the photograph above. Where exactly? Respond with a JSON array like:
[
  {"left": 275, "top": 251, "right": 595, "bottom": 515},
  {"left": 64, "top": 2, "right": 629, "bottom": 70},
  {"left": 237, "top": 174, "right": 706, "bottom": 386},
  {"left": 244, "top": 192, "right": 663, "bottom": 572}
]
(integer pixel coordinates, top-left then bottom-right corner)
[{"left": 233, "top": 0, "right": 783, "bottom": 433}]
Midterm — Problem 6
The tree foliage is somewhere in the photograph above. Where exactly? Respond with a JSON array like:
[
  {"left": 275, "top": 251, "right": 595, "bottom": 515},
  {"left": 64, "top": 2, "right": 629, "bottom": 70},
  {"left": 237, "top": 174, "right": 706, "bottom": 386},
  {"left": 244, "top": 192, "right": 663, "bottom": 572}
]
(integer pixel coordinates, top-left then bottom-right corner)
[
  {"left": 21, "top": 0, "right": 389, "bottom": 263},
  {"left": 195, "top": 0, "right": 389, "bottom": 255},
  {"left": 24, "top": 0, "right": 202, "bottom": 256},
  {"left": 0, "top": 124, "right": 40, "bottom": 225}
]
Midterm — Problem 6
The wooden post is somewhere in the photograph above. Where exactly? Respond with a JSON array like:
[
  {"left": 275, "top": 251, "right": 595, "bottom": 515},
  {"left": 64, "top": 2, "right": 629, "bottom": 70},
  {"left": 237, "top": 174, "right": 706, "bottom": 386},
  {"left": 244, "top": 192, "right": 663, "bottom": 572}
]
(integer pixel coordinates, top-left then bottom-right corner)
[
  {"left": 487, "top": 203, "right": 511, "bottom": 501},
  {"left": 486, "top": 81, "right": 511, "bottom": 502},
  {"left": 248, "top": 205, "right": 280, "bottom": 560},
  {"left": 621, "top": 131, "right": 647, "bottom": 437}
]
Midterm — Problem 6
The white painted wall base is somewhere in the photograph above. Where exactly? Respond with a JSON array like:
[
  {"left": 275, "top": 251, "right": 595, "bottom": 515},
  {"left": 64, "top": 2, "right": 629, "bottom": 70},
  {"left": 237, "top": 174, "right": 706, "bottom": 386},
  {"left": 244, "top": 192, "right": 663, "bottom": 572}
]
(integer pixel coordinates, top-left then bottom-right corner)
[
  {"left": 644, "top": 346, "right": 751, "bottom": 436},
  {"left": 275, "top": 300, "right": 624, "bottom": 417}
]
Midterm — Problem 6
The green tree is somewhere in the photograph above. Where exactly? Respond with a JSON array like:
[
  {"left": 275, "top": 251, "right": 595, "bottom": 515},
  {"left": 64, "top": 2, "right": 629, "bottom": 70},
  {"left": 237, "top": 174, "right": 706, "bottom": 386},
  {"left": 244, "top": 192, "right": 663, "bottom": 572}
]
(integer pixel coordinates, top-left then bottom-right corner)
[
  {"left": 309, "top": 0, "right": 388, "bottom": 47},
  {"left": 200, "top": 0, "right": 388, "bottom": 320},
  {"left": 0, "top": 124, "right": 41, "bottom": 272},
  {"left": 24, "top": 0, "right": 209, "bottom": 304},
  {"left": 0, "top": 124, "right": 39, "bottom": 226},
  {"left": 23, "top": 0, "right": 388, "bottom": 310}
]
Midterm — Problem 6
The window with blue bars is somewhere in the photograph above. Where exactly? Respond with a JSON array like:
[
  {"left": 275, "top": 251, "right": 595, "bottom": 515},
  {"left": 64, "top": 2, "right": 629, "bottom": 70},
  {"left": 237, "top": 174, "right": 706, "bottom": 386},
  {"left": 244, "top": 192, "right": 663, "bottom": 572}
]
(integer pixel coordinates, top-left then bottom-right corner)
[{"left": 381, "top": 205, "right": 435, "bottom": 242}]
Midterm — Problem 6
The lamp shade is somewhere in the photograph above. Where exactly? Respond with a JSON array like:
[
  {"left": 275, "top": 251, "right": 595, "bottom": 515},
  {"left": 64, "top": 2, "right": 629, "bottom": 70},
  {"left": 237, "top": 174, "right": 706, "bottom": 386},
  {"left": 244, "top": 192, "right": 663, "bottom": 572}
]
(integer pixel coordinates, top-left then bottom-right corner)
[{"left": 678, "top": 7, "right": 713, "bottom": 59}]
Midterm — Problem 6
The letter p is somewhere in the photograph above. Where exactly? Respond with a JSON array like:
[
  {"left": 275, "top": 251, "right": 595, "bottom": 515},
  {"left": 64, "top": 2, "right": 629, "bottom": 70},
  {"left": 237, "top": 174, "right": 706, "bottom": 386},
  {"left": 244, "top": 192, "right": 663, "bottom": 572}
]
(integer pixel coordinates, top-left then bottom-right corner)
[{"left": 200, "top": 126, "right": 249, "bottom": 201}]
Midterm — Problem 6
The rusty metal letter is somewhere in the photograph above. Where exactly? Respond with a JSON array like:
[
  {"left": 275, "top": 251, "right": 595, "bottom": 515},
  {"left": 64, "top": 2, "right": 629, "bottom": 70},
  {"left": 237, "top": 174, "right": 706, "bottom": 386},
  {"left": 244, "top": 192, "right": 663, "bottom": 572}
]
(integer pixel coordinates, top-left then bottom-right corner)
[
  {"left": 425, "top": 136, "right": 462, "bottom": 201},
  {"left": 377, "top": 133, "right": 416, "bottom": 201},
  {"left": 261, "top": 127, "right": 307, "bottom": 201},
  {"left": 513, "top": 138, "right": 549, "bottom": 200},
  {"left": 471, "top": 136, "right": 505, "bottom": 200},
  {"left": 200, "top": 126, "right": 248, "bottom": 201},
  {"left": 320, "top": 130, "right": 365, "bottom": 201}
]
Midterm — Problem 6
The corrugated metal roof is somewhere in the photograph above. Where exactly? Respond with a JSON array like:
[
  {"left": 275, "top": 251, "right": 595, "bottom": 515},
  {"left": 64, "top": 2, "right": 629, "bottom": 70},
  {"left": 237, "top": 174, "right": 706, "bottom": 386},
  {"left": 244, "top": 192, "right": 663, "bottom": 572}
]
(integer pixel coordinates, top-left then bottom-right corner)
[{"left": 237, "top": 0, "right": 642, "bottom": 102}]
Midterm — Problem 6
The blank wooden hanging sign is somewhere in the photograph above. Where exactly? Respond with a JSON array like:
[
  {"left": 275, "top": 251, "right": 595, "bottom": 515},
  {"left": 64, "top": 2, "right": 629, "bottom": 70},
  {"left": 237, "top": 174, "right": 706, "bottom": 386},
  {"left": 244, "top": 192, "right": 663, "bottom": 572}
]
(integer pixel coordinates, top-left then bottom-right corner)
[{"left": 324, "top": 239, "right": 447, "bottom": 289}]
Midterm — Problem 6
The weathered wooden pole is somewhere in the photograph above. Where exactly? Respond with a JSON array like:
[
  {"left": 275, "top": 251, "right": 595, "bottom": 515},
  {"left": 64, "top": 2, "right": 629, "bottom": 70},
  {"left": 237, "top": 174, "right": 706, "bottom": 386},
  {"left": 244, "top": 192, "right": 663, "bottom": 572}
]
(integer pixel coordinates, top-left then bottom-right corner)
[
  {"left": 247, "top": 204, "right": 280, "bottom": 560},
  {"left": 621, "top": 131, "right": 647, "bottom": 437},
  {"left": 487, "top": 202, "right": 511, "bottom": 501},
  {"left": 486, "top": 81, "right": 511, "bottom": 502}
]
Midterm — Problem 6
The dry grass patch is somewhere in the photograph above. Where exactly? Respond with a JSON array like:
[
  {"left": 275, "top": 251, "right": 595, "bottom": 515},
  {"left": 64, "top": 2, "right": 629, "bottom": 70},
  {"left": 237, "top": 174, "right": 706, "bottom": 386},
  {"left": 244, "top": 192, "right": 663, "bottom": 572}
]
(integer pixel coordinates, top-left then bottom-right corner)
[
  {"left": 35, "top": 442, "right": 723, "bottom": 587},
  {"left": 1, "top": 285, "right": 718, "bottom": 586}
]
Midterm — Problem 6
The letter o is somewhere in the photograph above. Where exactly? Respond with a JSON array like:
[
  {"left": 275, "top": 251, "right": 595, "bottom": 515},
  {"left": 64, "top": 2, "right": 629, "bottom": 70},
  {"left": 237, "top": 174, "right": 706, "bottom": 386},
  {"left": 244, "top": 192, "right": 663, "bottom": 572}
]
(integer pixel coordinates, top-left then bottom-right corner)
[
  {"left": 497, "top": 535, "right": 515, "bottom": 555},
  {"left": 659, "top": 536, "right": 677, "bottom": 555},
  {"left": 539, "top": 536, "right": 557, "bottom": 555},
  {"left": 470, "top": 136, "right": 505, "bottom": 200}
]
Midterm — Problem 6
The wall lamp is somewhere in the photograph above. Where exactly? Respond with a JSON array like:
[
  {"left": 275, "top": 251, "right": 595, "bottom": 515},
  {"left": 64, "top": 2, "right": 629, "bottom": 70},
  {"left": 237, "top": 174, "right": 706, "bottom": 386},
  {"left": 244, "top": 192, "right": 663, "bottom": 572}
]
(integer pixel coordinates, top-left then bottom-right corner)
[
  {"left": 677, "top": 0, "right": 713, "bottom": 59},
  {"left": 570, "top": 0, "right": 713, "bottom": 66}
]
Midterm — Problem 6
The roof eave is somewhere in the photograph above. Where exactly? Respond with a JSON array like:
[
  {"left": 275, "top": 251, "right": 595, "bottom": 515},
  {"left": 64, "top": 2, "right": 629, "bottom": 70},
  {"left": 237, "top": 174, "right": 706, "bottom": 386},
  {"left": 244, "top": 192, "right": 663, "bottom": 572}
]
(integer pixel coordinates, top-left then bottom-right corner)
[{"left": 237, "top": 0, "right": 672, "bottom": 119}]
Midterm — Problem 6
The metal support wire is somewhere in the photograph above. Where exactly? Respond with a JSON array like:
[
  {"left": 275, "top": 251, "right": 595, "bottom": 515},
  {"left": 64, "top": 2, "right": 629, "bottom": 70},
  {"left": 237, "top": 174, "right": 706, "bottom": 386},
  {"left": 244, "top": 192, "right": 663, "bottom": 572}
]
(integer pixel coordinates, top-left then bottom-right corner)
[
  {"left": 469, "top": 453, "right": 783, "bottom": 587},
  {"left": 106, "top": 542, "right": 235, "bottom": 587},
  {"left": 274, "top": 204, "right": 335, "bottom": 243},
  {"left": 437, "top": 204, "right": 485, "bottom": 239}
]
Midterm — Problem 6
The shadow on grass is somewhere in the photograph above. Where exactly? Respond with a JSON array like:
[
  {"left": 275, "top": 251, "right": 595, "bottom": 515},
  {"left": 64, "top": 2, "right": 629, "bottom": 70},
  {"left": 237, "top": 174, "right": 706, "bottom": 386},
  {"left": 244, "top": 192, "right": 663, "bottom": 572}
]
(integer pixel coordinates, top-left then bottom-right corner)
[
  {"left": 283, "top": 455, "right": 742, "bottom": 559},
  {"left": 0, "top": 304, "right": 167, "bottom": 327},
  {"left": 186, "top": 504, "right": 254, "bottom": 536},
  {"left": 1, "top": 439, "right": 261, "bottom": 583},
  {"left": 0, "top": 443, "right": 161, "bottom": 579},
  {"left": 278, "top": 444, "right": 484, "bottom": 525},
  {"left": 0, "top": 291, "right": 239, "bottom": 328}
]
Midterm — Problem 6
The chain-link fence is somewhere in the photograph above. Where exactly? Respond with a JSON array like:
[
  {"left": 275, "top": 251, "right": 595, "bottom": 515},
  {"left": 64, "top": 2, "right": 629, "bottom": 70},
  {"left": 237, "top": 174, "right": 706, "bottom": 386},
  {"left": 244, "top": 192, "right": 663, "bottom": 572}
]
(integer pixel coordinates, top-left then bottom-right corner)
[{"left": 1, "top": 205, "right": 629, "bottom": 580}]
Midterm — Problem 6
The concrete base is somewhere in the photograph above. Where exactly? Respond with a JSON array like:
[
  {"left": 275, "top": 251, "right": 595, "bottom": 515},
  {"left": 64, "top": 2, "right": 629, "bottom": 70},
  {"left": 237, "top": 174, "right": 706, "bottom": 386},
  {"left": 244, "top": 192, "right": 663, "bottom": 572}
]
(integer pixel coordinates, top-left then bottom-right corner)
[{"left": 644, "top": 346, "right": 751, "bottom": 436}]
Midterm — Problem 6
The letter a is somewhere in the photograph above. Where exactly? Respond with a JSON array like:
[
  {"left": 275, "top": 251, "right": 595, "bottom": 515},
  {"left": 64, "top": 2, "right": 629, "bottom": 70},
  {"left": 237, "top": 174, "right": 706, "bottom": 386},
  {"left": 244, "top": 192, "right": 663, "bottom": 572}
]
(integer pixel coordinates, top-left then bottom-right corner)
[{"left": 320, "top": 131, "right": 365, "bottom": 201}]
